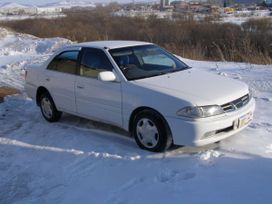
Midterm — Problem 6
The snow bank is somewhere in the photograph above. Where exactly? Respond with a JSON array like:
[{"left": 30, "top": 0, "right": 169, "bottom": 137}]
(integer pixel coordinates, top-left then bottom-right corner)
[{"left": 0, "top": 28, "right": 72, "bottom": 89}]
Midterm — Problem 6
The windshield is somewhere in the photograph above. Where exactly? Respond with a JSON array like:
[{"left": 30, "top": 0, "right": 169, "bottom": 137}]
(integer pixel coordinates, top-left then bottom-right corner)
[{"left": 109, "top": 44, "right": 190, "bottom": 80}]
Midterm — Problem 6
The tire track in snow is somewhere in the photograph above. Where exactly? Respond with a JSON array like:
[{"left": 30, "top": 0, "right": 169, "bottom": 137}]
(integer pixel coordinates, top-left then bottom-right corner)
[
  {"left": 250, "top": 122, "right": 272, "bottom": 133},
  {"left": 104, "top": 177, "right": 145, "bottom": 204}
]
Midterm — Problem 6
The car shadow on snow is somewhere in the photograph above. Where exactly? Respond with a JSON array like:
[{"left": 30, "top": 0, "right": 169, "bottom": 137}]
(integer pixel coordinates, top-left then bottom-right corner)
[{"left": 0, "top": 95, "right": 226, "bottom": 160}]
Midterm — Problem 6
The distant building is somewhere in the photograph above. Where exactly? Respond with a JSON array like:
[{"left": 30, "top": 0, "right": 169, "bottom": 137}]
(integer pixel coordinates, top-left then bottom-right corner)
[
  {"left": 172, "top": 1, "right": 190, "bottom": 12},
  {"left": 231, "top": 0, "right": 264, "bottom": 5},
  {"left": 160, "top": 0, "right": 173, "bottom": 11},
  {"left": 0, "top": 3, "right": 36, "bottom": 15},
  {"left": 160, "top": 0, "right": 170, "bottom": 7},
  {"left": 171, "top": 1, "right": 214, "bottom": 14},
  {"left": 0, "top": 3, "right": 62, "bottom": 15},
  {"left": 36, "top": 7, "right": 62, "bottom": 15}
]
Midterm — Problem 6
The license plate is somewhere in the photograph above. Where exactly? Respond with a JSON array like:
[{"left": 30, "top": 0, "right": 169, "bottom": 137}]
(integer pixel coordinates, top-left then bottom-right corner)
[{"left": 238, "top": 112, "right": 253, "bottom": 128}]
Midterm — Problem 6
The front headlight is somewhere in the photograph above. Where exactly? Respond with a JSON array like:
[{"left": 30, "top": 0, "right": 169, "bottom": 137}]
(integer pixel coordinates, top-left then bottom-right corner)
[{"left": 177, "top": 105, "right": 224, "bottom": 118}]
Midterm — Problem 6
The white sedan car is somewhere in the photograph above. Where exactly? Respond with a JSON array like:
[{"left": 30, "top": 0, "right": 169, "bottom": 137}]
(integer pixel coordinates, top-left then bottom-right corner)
[{"left": 25, "top": 41, "right": 255, "bottom": 152}]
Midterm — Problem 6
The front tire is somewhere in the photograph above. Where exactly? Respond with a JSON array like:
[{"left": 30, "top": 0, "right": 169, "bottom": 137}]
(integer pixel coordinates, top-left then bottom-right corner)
[
  {"left": 132, "top": 110, "right": 172, "bottom": 152},
  {"left": 40, "top": 92, "right": 62, "bottom": 122}
]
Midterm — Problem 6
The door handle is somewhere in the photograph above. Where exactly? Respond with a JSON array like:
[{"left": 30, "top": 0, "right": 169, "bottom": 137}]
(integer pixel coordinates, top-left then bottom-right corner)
[{"left": 77, "top": 85, "right": 84, "bottom": 89}]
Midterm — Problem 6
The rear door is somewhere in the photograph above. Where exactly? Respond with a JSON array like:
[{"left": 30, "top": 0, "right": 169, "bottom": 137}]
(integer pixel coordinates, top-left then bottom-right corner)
[
  {"left": 75, "top": 47, "right": 122, "bottom": 127},
  {"left": 43, "top": 49, "right": 80, "bottom": 113}
]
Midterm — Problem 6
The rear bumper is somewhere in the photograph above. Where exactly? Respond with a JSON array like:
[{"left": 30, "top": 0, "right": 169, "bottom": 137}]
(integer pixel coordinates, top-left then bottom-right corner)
[{"left": 166, "top": 98, "right": 255, "bottom": 146}]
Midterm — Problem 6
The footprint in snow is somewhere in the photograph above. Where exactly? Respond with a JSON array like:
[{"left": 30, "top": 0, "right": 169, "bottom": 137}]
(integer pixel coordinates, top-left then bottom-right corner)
[
  {"left": 210, "top": 68, "right": 219, "bottom": 72},
  {"left": 256, "top": 97, "right": 272, "bottom": 102},
  {"left": 233, "top": 75, "right": 242, "bottom": 80},
  {"left": 157, "top": 169, "right": 179, "bottom": 183},
  {"left": 156, "top": 169, "right": 196, "bottom": 183},
  {"left": 249, "top": 122, "right": 272, "bottom": 132},
  {"left": 182, "top": 172, "right": 196, "bottom": 180},
  {"left": 261, "top": 122, "right": 272, "bottom": 127}
]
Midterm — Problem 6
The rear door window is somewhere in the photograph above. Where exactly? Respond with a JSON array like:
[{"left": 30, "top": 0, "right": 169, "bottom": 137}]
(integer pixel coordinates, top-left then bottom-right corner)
[{"left": 47, "top": 51, "right": 79, "bottom": 74}]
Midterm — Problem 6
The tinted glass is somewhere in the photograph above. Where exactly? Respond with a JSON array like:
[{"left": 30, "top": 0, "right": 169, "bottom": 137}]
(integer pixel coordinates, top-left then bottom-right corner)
[
  {"left": 109, "top": 45, "right": 189, "bottom": 80},
  {"left": 80, "top": 48, "right": 113, "bottom": 78},
  {"left": 47, "top": 51, "right": 79, "bottom": 74}
]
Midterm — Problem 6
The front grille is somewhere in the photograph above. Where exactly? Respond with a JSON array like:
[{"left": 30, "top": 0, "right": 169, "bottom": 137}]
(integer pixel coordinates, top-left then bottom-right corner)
[{"left": 221, "top": 94, "right": 250, "bottom": 112}]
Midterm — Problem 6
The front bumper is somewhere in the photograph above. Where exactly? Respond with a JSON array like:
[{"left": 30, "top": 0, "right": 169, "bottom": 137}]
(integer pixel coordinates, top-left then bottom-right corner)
[{"left": 166, "top": 98, "right": 256, "bottom": 146}]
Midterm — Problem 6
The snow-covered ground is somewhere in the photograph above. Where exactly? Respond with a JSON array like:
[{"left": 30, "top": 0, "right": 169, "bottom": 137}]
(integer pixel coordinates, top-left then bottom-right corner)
[
  {"left": 0, "top": 14, "right": 66, "bottom": 21},
  {"left": 221, "top": 10, "right": 271, "bottom": 25},
  {"left": 0, "top": 28, "right": 272, "bottom": 204}
]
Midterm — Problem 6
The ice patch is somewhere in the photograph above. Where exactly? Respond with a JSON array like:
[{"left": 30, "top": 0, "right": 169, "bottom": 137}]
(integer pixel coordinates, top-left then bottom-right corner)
[
  {"left": 199, "top": 150, "right": 222, "bottom": 161},
  {"left": 218, "top": 72, "right": 228, "bottom": 77},
  {"left": 198, "top": 150, "right": 223, "bottom": 166},
  {"left": 129, "top": 155, "right": 141, "bottom": 160}
]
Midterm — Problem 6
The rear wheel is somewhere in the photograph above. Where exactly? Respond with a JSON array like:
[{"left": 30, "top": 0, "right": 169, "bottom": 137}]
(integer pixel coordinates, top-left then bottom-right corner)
[
  {"left": 40, "top": 92, "right": 62, "bottom": 122},
  {"left": 132, "top": 110, "right": 172, "bottom": 152}
]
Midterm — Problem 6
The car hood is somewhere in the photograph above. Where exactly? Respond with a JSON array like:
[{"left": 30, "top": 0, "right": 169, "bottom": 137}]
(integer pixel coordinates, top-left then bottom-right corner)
[{"left": 132, "top": 69, "right": 249, "bottom": 106}]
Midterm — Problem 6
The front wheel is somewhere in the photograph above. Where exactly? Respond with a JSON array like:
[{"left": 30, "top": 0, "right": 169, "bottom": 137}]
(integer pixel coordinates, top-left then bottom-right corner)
[
  {"left": 132, "top": 110, "right": 172, "bottom": 152},
  {"left": 40, "top": 92, "right": 62, "bottom": 122}
]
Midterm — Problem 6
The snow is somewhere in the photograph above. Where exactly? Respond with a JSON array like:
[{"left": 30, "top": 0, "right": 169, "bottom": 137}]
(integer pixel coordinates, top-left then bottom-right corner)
[
  {"left": 0, "top": 28, "right": 72, "bottom": 89},
  {"left": 221, "top": 10, "right": 271, "bottom": 25},
  {"left": 0, "top": 27, "right": 272, "bottom": 203},
  {"left": 0, "top": 14, "right": 66, "bottom": 21}
]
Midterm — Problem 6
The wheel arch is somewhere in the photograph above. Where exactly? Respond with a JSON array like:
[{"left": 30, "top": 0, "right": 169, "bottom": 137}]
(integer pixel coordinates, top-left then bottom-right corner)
[
  {"left": 128, "top": 106, "right": 172, "bottom": 136},
  {"left": 36, "top": 86, "right": 50, "bottom": 106}
]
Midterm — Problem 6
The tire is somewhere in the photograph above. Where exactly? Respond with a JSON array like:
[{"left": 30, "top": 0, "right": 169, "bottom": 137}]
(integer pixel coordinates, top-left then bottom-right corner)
[
  {"left": 40, "top": 92, "right": 62, "bottom": 122},
  {"left": 132, "top": 110, "right": 172, "bottom": 152}
]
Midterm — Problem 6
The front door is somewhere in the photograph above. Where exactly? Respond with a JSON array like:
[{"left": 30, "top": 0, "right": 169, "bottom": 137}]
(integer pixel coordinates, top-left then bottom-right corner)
[{"left": 75, "top": 48, "right": 122, "bottom": 127}]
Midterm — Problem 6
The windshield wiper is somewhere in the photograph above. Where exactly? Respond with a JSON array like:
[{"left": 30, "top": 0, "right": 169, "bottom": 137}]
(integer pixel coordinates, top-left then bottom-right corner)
[
  {"left": 171, "top": 66, "right": 191, "bottom": 72},
  {"left": 162, "top": 66, "right": 192, "bottom": 74},
  {"left": 132, "top": 66, "right": 192, "bottom": 80}
]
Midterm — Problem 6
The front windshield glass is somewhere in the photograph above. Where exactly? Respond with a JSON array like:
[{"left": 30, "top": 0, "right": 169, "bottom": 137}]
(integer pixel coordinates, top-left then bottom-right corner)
[{"left": 109, "top": 44, "right": 190, "bottom": 80}]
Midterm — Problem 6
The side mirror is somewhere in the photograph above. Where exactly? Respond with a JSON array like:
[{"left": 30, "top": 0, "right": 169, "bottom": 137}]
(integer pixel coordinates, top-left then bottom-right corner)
[{"left": 98, "top": 71, "right": 117, "bottom": 82}]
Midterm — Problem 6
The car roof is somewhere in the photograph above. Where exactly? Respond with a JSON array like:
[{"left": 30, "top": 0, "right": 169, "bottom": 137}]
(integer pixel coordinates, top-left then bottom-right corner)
[{"left": 73, "top": 40, "right": 153, "bottom": 50}]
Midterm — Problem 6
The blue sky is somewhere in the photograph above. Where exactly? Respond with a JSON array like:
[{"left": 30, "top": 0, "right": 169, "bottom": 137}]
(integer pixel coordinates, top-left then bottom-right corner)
[{"left": 0, "top": 0, "right": 139, "bottom": 6}]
